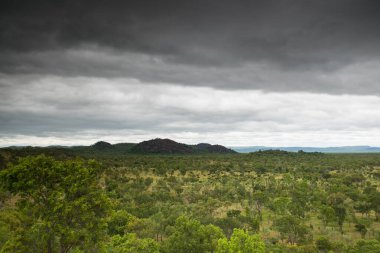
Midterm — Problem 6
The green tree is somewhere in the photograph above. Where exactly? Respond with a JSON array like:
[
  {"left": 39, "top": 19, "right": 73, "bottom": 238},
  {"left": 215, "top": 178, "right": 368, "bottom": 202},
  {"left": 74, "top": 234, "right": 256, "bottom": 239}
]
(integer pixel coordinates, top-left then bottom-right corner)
[
  {"left": 348, "top": 239, "right": 380, "bottom": 253},
  {"left": 0, "top": 155, "right": 110, "bottom": 253},
  {"left": 289, "top": 181, "right": 311, "bottom": 218},
  {"left": 215, "top": 216, "right": 242, "bottom": 238},
  {"left": 367, "top": 190, "right": 380, "bottom": 221},
  {"left": 315, "top": 237, "right": 332, "bottom": 253},
  {"left": 162, "top": 216, "right": 225, "bottom": 253},
  {"left": 251, "top": 190, "right": 268, "bottom": 219},
  {"left": 327, "top": 193, "right": 347, "bottom": 233},
  {"left": 107, "top": 234, "right": 159, "bottom": 253},
  {"left": 271, "top": 197, "right": 290, "bottom": 215},
  {"left": 272, "top": 215, "right": 310, "bottom": 245},
  {"left": 216, "top": 228, "right": 265, "bottom": 253},
  {"left": 355, "top": 223, "right": 368, "bottom": 239},
  {"left": 108, "top": 210, "right": 134, "bottom": 235},
  {"left": 318, "top": 205, "right": 336, "bottom": 228}
]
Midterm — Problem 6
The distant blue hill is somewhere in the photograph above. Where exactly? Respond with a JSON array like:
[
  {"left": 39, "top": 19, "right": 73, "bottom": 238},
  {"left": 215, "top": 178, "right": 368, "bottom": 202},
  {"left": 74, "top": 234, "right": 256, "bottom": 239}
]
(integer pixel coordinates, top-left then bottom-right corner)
[{"left": 231, "top": 146, "right": 380, "bottom": 153}]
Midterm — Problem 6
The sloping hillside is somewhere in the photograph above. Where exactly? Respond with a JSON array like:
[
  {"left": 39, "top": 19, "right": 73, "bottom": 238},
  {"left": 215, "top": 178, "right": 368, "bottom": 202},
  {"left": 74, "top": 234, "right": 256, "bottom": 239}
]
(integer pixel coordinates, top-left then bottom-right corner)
[
  {"left": 130, "top": 138, "right": 193, "bottom": 154},
  {"left": 130, "top": 138, "right": 236, "bottom": 154}
]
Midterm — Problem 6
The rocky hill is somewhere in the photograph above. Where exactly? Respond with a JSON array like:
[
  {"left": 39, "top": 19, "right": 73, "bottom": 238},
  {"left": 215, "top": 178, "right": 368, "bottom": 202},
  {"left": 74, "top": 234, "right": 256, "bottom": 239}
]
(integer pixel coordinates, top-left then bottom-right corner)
[
  {"left": 195, "top": 143, "right": 236, "bottom": 154},
  {"left": 0, "top": 139, "right": 236, "bottom": 164},
  {"left": 130, "top": 138, "right": 193, "bottom": 154},
  {"left": 91, "top": 141, "right": 113, "bottom": 150},
  {"left": 130, "top": 138, "right": 236, "bottom": 154}
]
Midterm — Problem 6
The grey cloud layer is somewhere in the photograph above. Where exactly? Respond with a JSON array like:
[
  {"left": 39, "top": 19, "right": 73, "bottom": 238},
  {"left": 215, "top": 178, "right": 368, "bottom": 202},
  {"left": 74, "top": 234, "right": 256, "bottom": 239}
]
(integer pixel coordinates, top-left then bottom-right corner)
[
  {"left": 1, "top": 75, "right": 380, "bottom": 139},
  {"left": 1, "top": 0, "right": 380, "bottom": 94},
  {"left": 1, "top": 49, "right": 380, "bottom": 95}
]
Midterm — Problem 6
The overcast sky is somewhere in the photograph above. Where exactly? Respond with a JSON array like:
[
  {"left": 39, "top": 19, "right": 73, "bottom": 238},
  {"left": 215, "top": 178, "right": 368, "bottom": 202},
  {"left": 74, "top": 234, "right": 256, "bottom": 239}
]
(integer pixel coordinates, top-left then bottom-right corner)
[{"left": 1, "top": 0, "right": 380, "bottom": 147}]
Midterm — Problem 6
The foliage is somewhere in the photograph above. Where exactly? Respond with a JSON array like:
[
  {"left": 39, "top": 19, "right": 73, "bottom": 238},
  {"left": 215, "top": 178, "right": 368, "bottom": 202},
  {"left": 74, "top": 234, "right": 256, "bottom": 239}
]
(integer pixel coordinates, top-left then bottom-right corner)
[
  {"left": 348, "top": 239, "right": 380, "bottom": 253},
  {"left": 107, "top": 234, "right": 159, "bottom": 253},
  {"left": 0, "top": 155, "right": 110, "bottom": 253},
  {"left": 216, "top": 228, "right": 265, "bottom": 253},
  {"left": 315, "top": 237, "right": 332, "bottom": 253},
  {"left": 161, "top": 216, "right": 225, "bottom": 253},
  {"left": 2, "top": 150, "right": 380, "bottom": 252},
  {"left": 272, "top": 215, "right": 311, "bottom": 245}
]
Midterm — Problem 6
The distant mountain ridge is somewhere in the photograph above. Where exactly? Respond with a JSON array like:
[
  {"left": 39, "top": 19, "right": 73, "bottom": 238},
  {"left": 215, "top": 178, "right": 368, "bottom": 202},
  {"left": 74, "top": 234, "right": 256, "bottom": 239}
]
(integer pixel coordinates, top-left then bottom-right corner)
[
  {"left": 4, "top": 141, "right": 380, "bottom": 155},
  {"left": 131, "top": 138, "right": 193, "bottom": 154},
  {"left": 0, "top": 139, "right": 236, "bottom": 167},
  {"left": 130, "top": 138, "right": 236, "bottom": 154},
  {"left": 231, "top": 145, "right": 380, "bottom": 153},
  {"left": 2, "top": 138, "right": 236, "bottom": 155}
]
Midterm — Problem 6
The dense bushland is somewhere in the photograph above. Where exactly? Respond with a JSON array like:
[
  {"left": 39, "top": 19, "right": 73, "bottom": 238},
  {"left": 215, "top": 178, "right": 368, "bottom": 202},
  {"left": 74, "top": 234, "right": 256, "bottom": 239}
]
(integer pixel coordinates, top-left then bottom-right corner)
[{"left": 1, "top": 151, "right": 380, "bottom": 252}]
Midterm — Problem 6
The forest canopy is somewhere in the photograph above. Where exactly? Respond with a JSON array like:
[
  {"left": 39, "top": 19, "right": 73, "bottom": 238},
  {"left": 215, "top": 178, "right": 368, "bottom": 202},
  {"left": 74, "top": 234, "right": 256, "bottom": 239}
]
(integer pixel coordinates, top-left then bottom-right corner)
[{"left": 0, "top": 150, "right": 380, "bottom": 252}]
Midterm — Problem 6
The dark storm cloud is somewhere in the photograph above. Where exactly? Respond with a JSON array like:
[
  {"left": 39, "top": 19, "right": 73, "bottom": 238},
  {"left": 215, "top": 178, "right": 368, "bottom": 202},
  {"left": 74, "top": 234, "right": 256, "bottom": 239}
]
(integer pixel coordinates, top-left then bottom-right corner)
[{"left": 1, "top": 0, "right": 380, "bottom": 93}]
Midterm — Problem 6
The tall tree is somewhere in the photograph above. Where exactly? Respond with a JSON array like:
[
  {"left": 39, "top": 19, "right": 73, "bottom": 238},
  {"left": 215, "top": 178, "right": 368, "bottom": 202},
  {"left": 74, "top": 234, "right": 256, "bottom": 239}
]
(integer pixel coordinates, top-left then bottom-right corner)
[
  {"left": 161, "top": 216, "right": 225, "bottom": 253},
  {"left": 0, "top": 155, "right": 110, "bottom": 253},
  {"left": 272, "top": 215, "right": 310, "bottom": 245},
  {"left": 107, "top": 234, "right": 159, "bottom": 253},
  {"left": 216, "top": 228, "right": 265, "bottom": 253}
]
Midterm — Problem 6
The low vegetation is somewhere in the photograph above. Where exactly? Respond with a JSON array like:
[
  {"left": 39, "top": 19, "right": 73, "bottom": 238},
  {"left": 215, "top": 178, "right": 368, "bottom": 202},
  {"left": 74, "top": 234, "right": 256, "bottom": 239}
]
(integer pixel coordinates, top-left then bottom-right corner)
[{"left": 1, "top": 146, "right": 380, "bottom": 252}]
